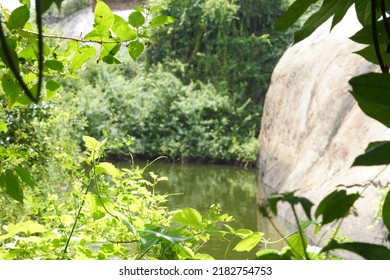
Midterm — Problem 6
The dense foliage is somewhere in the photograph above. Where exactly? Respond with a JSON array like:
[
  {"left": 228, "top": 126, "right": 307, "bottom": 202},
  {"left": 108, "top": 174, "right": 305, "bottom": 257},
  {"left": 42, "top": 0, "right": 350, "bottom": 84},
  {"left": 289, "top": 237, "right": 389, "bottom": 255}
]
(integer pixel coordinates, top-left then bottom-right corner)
[{"left": 65, "top": 0, "right": 292, "bottom": 164}]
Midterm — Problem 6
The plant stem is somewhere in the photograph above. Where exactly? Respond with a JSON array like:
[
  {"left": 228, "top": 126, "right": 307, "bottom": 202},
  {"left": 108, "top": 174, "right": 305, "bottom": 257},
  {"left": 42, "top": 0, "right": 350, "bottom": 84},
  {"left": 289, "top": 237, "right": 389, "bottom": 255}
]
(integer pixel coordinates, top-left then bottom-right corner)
[
  {"left": 291, "top": 204, "right": 310, "bottom": 260},
  {"left": 372, "top": 0, "right": 389, "bottom": 73}
]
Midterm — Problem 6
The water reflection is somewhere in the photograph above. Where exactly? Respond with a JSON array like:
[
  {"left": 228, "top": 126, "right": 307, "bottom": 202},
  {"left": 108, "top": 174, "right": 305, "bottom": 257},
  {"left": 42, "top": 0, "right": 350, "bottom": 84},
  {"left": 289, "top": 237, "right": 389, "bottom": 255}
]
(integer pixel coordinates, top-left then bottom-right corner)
[{"left": 118, "top": 160, "right": 277, "bottom": 259}]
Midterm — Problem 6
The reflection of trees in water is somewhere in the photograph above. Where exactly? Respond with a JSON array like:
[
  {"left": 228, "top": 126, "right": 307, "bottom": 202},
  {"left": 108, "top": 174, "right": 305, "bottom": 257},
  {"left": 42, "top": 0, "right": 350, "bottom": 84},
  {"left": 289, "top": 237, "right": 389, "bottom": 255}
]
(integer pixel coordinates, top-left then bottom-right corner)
[{"left": 139, "top": 162, "right": 258, "bottom": 229}]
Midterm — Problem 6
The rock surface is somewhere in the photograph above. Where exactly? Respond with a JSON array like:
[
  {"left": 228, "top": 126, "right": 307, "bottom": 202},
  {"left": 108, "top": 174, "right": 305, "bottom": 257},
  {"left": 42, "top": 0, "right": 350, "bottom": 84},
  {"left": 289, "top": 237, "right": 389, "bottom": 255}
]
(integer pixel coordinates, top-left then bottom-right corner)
[{"left": 258, "top": 9, "right": 390, "bottom": 253}]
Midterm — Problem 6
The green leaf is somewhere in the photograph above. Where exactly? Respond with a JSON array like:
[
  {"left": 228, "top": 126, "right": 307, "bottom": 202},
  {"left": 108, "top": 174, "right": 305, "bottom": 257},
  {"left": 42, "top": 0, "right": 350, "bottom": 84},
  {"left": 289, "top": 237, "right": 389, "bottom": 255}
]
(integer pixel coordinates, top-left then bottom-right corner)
[
  {"left": 70, "top": 46, "right": 96, "bottom": 73},
  {"left": 355, "top": 44, "right": 390, "bottom": 67},
  {"left": 96, "top": 162, "right": 121, "bottom": 177},
  {"left": 46, "top": 80, "right": 61, "bottom": 99},
  {"left": 129, "top": 11, "right": 145, "bottom": 28},
  {"left": 6, "top": 5, "right": 30, "bottom": 30},
  {"left": 382, "top": 190, "right": 390, "bottom": 241},
  {"left": 86, "top": 193, "right": 106, "bottom": 220},
  {"left": 82, "top": 136, "right": 102, "bottom": 151},
  {"left": 321, "top": 240, "right": 390, "bottom": 260},
  {"left": 274, "top": 0, "right": 319, "bottom": 31},
  {"left": 4, "top": 169, "right": 23, "bottom": 203},
  {"left": 44, "top": 60, "right": 64, "bottom": 71},
  {"left": 353, "top": 141, "right": 390, "bottom": 166},
  {"left": 315, "top": 190, "right": 360, "bottom": 225},
  {"left": 349, "top": 73, "right": 390, "bottom": 128},
  {"left": 1, "top": 75, "right": 22, "bottom": 108},
  {"left": 172, "top": 207, "right": 203, "bottom": 229},
  {"left": 267, "top": 194, "right": 283, "bottom": 215},
  {"left": 94, "top": 0, "right": 115, "bottom": 34},
  {"left": 256, "top": 249, "right": 284, "bottom": 260},
  {"left": 0, "top": 122, "right": 7, "bottom": 133},
  {"left": 351, "top": 17, "right": 390, "bottom": 44},
  {"left": 15, "top": 166, "right": 34, "bottom": 188},
  {"left": 330, "top": 0, "right": 354, "bottom": 29},
  {"left": 294, "top": 0, "right": 349, "bottom": 44},
  {"left": 149, "top": 15, "right": 176, "bottom": 27},
  {"left": 355, "top": 0, "right": 375, "bottom": 26},
  {"left": 234, "top": 232, "right": 263, "bottom": 252},
  {"left": 112, "top": 15, "right": 137, "bottom": 41},
  {"left": 0, "top": 38, "right": 20, "bottom": 74},
  {"left": 128, "top": 40, "right": 144, "bottom": 60},
  {"left": 298, "top": 197, "right": 314, "bottom": 220},
  {"left": 38, "top": 0, "right": 64, "bottom": 14},
  {"left": 287, "top": 233, "right": 308, "bottom": 259}
]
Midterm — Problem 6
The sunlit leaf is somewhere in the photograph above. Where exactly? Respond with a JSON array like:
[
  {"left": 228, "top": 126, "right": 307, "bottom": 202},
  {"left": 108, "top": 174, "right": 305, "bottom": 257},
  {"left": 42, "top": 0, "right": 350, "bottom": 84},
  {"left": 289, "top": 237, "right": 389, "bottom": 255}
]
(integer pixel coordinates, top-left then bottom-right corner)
[
  {"left": 1, "top": 75, "right": 22, "bottom": 107},
  {"left": 44, "top": 60, "right": 64, "bottom": 71},
  {"left": 0, "top": 122, "right": 7, "bottom": 133},
  {"left": 82, "top": 136, "right": 101, "bottom": 151},
  {"left": 129, "top": 11, "right": 145, "bottom": 28},
  {"left": 321, "top": 240, "right": 390, "bottom": 260},
  {"left": 172, "top": 207, "right": 203, "bottom": 229},
  {"left": 149, "top": 15, "right": 176, "bottom": 27},
  {"left": 128, "top": 40, "right": 144, "bottom": 60},
  {"left": 287, "top": 233, "right": 308, "bottom": 259},
  {"left": 234, "top": 232, "right": 263, "bottom": 252},
  {"left": 256, "top": 249, "right": 284, "bottom": 260},
  {"left": 70, "top": 46, "right": 96, "bottom": 73},
  {"left": 6, "top": 5, "right": 30, "bottom": 30},
  {"left": 94, "top": 0, "right": 115, "bottom": 34},
  {"left": 46, "top": 80, "right": 61, "bottom": 99},
  {"left": 96, "top": 162, "right": 121, "bottom": 177},
  {"left": 315, "top": 190, "right": 360, "bottom": 225},
  {"left": 143, "top": 229, "right": 189, "bottom": 244}
]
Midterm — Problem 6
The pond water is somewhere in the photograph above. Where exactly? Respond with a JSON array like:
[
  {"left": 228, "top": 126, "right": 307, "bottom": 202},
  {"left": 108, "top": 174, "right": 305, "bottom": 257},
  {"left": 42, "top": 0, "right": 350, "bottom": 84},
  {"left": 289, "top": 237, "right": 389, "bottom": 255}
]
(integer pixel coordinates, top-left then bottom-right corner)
[{"left": 121, "top": 160, "right": 283, "bottom": 260}]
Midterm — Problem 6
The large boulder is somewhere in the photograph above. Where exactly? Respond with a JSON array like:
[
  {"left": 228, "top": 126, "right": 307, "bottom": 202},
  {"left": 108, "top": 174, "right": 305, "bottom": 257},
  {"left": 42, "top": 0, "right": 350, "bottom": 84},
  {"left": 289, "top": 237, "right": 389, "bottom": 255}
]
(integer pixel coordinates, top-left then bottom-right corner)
[{"left": 258, "top": 9, "right": 390, "bottom": 251}]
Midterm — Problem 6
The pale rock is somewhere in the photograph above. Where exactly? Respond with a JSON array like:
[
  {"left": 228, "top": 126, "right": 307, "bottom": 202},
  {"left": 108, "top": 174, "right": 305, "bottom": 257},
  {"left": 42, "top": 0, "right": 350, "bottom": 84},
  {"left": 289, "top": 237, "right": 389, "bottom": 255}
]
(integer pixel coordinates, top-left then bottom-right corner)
[{"left": 258, "top": 9, "right": 390, "bottom": 255}]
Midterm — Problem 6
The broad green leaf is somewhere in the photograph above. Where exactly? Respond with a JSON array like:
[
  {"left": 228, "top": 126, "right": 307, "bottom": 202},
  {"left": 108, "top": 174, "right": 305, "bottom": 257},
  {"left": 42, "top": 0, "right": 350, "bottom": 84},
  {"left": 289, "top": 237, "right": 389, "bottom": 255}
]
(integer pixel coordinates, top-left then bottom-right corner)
[
  {"left": 267, "top": 194, "right": 283, "bottom": 215},
  {"left": 234, "top": 232, "right": 263, "bottom": 252},
  {"left": 331, "top": 0, "right": 354, "bottom": 29},
  {"left": 38, "top": 0, "right": 64, "bottom": 14},
  {"left": 0, "top": 122, "right": 7, "bottom": 133},
  {"left": 1, "top": 75, "right": 22, "bottom": 107},
  {"left": 84, "top": 29, "right": 111, "bottom": 41},
  {"left": 94, "top": 0, "right": 115, "bottom": 34},
  {"left": 355, "top": 44, "right": 390, "bottom": 67},
  {"left": 6, "top": 5, "right": 30, "bottom": 30},
  {"left": 351, "top": 18, "right": 390, "bottom": 44},
  {"left": 382, "top": 190, "right": 390, "bottom": 241},
  {"left": 18, "top": 46, "right": 36, "bottom": 60},
  {"left": 44, "top": 60, "right": 64, "bottom": 71},
  {"left": 349, "top": 73, "right": 390, "bottom": 128},
  {"left": 100, "top": 43, "right": 121, "bottom": 64},
  {"left": 15, "top": 166, "right": 34, "bottom": 188},
  {"left": 172, "top": 207, "right": 203, "bottom": 229},
  {"left": 4, "top": 169, "right": 23, "bottom": 203},
  {"left": 46, "top": 80, "right": 61, "bottom": 99},
  {"left": 128, "top": 40, "right": 144, "bottom": 60},
  {"left": 321, "top": 240, "right": 390, "bottom": 260},
  {"left": 0, "top": 38, "right": 20, "bottom": 74},
  {"left": 287, "top": 233, "right": 308, "bottom": 259},
  {"left": 8, "top": 220, "right": 45, "bottom": 235},
  {"left": 82, "top": 135, "right": 101, "bottom": 151},
  {"left": 298, "top": 197, "right": 314, "bottom": 220},
  {"left": 149, "top": 15, "right": 176, "bottom": 27},
  {"left": 235, "top": 228, "right": 254, "bottom": 238},
  {"left": 294, "top": 0, "right": 345, "bottom": 44},
  {"left": 353, "top": 141, "right": 390, "bottom": 166},
  {"left": 70, "top": 46, "right": 96, "bottom": 73},
  {"left": 274, "top": 0, "right": 319, "bottom": 31},
  {"left": 355, "top": 0, "right": 375, "bottom": 26},
  {"left": 112, "top": 15, "right": 137, "bottom": 41},
  {"left": 129, "top": 11, "right": 145, "bottom": 28},
  {"left": 256, "top": 249, "right": 284, "bottom": 260},
  {"left": 96, "top": 162, "right": 121, "bottom": 177},
  {"left": 315, "top": 190, "right": 360, "bottom": 225},
  {"left": 86, "top": 193, "right": 106, "bottom": 220}
]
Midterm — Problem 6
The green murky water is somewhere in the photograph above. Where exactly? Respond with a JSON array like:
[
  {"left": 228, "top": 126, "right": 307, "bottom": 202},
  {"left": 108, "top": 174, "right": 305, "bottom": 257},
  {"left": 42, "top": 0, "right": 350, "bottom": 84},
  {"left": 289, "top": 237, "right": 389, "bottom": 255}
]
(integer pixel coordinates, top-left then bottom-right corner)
[{"left": 121, "top": 160, "right": 280, "bottom": 260}]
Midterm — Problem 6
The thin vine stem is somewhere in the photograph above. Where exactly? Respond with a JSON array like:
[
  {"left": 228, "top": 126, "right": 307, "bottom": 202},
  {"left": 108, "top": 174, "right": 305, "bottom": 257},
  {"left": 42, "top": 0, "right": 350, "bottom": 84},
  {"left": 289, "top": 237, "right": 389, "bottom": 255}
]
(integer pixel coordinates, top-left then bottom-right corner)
[{"left": 372, "top": 0, "right": 389, "bottom": 73}]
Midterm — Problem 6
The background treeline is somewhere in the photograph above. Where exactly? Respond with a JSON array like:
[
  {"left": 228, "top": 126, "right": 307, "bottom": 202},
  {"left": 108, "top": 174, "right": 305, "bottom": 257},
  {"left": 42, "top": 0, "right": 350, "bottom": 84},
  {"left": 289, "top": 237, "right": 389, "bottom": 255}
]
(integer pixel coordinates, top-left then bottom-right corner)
[
  {"left": 70, "top": 0, "right": 291, "bottom": 165},
  {"left": 2, "top": 0, "right": 292, "bottom": 167}
]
